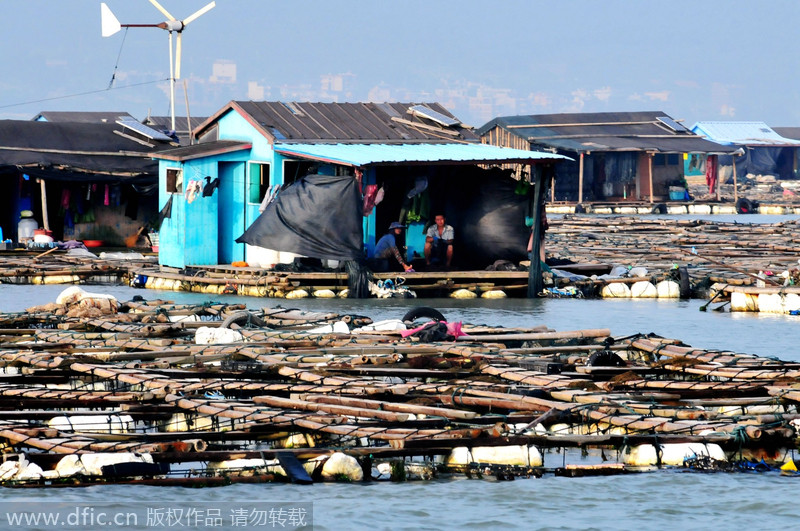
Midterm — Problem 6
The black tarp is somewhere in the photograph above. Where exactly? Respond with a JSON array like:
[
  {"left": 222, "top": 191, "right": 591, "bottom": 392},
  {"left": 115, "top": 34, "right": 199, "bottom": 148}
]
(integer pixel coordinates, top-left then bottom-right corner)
[
  {"left": 236, "top": 174, "right": 363, "bottom": 261},
  {"left": 445, "top": 168, "right": 530, "bottom": 269}
]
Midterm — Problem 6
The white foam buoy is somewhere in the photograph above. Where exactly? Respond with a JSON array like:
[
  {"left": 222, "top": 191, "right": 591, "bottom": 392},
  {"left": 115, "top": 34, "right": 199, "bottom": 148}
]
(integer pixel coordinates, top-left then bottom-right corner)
[
  {"left": 195, "top": 326, "right": 244, "bottom": 344},
  {"left": 622, "top": 443, "right": 726, "bottom": 466},
  {"left": 446, "top": 445, "right": 542, "bottom": 467},
  {"left": 313, "top": 289, "right": 336, "bottom": 298},
  {"left": 286, "top": 289, "right": 309, "bottom": 299},
  {"left": 55, "top": 452, "right": 155, "bottom": 476},
  {"left": 601, "top": 282, "right": 631, "bottom": 298},
  {"left": 48, "top": 415, "right": 134, "bottom": 434},
  {"left": 56, "top": 286, "right": 118, "bottom": 313},
  {"left": 630, "top": 281, "right": 657, "bottom": 298},
  {"left": 450, "top": 289, "right": 477, "bottom": 299},
  {"left": 481, "top": 290, "right": 507, "bottom": 299},
  {"left": 731, "top": 292, "right": 758, "bottom": 312},
  {"left": 207, "top": 458, "right": 285, "bottom": 477},
  {"left": 656, "top": 280, "right": 681, "bottom": 298},
  {"left": 320, "top": 452, "right": 363, "bottom": 481}
]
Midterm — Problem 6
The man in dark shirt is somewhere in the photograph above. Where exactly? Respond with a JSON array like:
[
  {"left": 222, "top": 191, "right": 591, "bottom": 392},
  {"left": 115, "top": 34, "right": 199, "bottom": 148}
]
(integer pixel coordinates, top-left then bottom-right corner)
[{"left": 371, "top": 222, "right": 412, "bottom": 272}]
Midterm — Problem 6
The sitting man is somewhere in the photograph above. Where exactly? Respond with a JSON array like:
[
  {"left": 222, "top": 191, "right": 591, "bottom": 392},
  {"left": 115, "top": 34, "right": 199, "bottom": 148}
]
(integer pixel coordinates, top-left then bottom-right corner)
[
  {"left": 424, "top": 214, "right": 454, "bottom": 269},
  {"left": 370, "top": 222, "right": 413, "bottom": 273}
]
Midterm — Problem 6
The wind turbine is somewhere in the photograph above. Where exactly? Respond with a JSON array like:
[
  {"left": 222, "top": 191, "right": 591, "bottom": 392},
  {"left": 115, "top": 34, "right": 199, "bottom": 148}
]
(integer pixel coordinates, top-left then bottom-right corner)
[{"left": 101, "top": 0, "right": 216, "bottom": 132}]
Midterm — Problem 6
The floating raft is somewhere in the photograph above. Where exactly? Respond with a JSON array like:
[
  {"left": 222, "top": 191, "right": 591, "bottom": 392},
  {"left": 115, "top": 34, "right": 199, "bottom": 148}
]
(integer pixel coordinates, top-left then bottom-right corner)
[
  {"left": 0, "top": 215, "right": 797, "bottom": 300},
  {"left": 547, "top": 201, "right": 800, "bottom": 216},
  {"left": 723, "top": 285, "right": 800, "bottom": 314},
  {"left": 0, "top": 290, "right": 797, "bottom": 486}
]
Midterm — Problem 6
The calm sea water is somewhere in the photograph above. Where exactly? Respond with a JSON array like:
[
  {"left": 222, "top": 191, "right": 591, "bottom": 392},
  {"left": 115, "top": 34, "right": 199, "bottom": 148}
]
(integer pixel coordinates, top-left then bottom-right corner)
[{"left": 0, "top": 283, "right": 798, "bottom": 530}]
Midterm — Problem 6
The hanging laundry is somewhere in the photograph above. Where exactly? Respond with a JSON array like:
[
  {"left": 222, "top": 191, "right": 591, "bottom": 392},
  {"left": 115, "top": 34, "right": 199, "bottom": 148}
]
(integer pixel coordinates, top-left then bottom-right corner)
[
  {"left": 185, "top": 180, "right": 203, "bottom": 203},
  {"left": 406, "top": 176, "right": 428, "bottom": 198},
  {"left": 514, "top": 178, "right": 531, "bottom": 196},
  {"left": 157, "top": 195, "right": 174, "bottom": 229},
  {"left": 706, "top": 155, "right": 718, "bottom": 195},
  {"left": 406, "top": 189, "right": 430, "bottom": 223},
  {"left": 363, "top": 184, "right": 379, "bottom": 216},
  {"left": 60, "top": 189, "right": 71, "bottom": 209}
]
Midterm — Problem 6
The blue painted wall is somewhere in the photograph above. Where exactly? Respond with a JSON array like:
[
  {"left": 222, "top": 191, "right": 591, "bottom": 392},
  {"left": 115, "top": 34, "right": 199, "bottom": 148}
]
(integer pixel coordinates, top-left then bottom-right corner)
[
  {"left": 158, "top": 106, "right": 379, "bottom": 268},
  {"left": 158, "top": 108, "right": 285, "bottom": 268}
]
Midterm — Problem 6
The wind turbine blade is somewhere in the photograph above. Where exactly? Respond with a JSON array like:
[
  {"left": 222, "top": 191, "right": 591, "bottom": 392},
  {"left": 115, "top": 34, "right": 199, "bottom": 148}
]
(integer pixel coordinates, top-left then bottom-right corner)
[
  {"left": 175, "top": 33, "right": 182, "bottom": 79},
  {"left": 149, "top": 0, "right": 176, "bottom": 21},
  {"left": 100, "top": 3, "right": 122, "bottom": 37},
  {"left": 183, "top": 1, "right": 216, "bottom": 26}
]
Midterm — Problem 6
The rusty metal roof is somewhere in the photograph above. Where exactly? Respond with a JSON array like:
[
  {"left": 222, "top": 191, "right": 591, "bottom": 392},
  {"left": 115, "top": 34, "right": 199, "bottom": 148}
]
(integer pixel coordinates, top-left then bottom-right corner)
[
  {"left": 151, "top": 140, "right": 252, "bottom": 162},
  {"left": 478, "top": 111, "right": 739, "bottom": 154},
  {"left": 196, "top": 101, "right": 479, "bottom": 143}
]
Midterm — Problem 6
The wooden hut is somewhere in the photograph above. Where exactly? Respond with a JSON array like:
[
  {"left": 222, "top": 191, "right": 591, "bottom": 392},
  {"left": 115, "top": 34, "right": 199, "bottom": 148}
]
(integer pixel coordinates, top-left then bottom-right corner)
[
  {"left": 151, "top": 101, "right": 569, "bottom": 270},
  {"left": 0, "top": 119, "right": 175, "bottom": 245},
  {"left": 478, "top": 111, "right": 738, "bottom": 204}
]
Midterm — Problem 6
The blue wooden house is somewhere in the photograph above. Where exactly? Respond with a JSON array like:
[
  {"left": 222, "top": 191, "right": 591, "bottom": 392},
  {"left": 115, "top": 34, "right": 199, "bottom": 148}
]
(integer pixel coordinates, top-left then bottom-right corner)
[{"left": 152, "top": 101, "right": 567, "bottom": 269}]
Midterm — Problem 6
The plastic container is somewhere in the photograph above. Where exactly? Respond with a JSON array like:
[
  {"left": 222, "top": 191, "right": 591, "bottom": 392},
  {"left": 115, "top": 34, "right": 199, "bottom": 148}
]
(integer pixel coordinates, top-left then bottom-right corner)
[{"left": 669, "top": 186, "right": 686, "bottom": 201}]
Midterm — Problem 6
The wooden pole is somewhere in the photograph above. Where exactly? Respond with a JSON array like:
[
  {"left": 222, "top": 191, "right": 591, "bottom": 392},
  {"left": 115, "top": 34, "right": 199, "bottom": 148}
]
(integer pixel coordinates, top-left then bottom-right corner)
[
  {"left": 732, "top": 153, "right": 739, "bottom": 203},
  {"left": 39, "top": 178, "right": 50, "bottom": 231},
  {"left": 648, "top": 153, "right": 654, "bottom": 204},
  {"left": 578, "top": 152, "right": 584, "bottom": 204},
  {"left": 715, "top": 156, "right": 721, "bottom": 201},
  {"left": 528, "top": 165, "right": 550, "bottom": 298},
  {"left": 183, "top": 79, "right": 193, "bottom": 145}
]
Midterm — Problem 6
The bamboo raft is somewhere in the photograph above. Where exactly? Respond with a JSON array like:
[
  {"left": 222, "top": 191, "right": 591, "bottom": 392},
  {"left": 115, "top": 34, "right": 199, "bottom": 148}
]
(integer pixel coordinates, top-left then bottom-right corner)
[
  {"left": 0, "top": 215, "right": 797, "bottom": 300},
  {"left": 0, "top": 289, "right": 797, "bottom": 486}
]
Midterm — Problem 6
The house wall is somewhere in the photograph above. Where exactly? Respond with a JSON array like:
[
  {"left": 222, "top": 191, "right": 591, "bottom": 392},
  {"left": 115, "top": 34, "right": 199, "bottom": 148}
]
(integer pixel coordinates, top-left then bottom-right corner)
[
  {"left": 479, "top": 126, "right": 529, "bottom": 178},
  {"left": 159, "top": 108, "right": 300, "bottom": 268},
  {"left": 636, "top": 155, "right": 650, "bottom": 199},
  {"left": 158, "top": 157, "right": 226, "bottom": 268},
  {"left": 651, "top": 154, "right": 684, "bottom": 197}
]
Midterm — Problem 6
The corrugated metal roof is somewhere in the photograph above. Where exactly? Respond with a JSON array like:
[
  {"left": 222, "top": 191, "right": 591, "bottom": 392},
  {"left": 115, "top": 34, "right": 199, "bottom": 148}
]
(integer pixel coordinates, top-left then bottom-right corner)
[
  {"left": 32, "top": 111, "right": 136, "bottom": 123},
  {"left": 151, "top": 140, "right": 252, "bottom": 162},
  {"left": 273, "top": 143, "right": 569, "bottom": 167},
  {"left": 526, "top": 135, "right": 739, "bottom": 154},
  {"left": 772, "top": 127, "right": 800, "bottom": 141},
  {"left": 0, "top": 120, "right": 161, "bottom": 183},
  {"left": 198, "top": 101, "right": 479, "bottom": 143},
  {"left": 691, "top": 121, "right": 800, "bottom": 146},
  {"left": 478, "top": 111, "right": 738, "bottom": 154}
]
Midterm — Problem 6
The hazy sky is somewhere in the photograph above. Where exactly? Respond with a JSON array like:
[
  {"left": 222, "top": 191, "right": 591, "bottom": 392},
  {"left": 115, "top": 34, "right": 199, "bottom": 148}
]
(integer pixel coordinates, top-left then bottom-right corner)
[{"left": 2, "top": 0, "right": 799, "bottom": 128}]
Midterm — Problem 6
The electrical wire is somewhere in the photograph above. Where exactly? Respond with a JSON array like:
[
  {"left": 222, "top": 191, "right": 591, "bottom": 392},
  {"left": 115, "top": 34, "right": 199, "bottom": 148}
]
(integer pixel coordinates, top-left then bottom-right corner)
[
  {"left": 108, "top": 27, "right": 130, "bottom": 89},
  {"left": 0, "top": 78, "right": 169, "bottom": 110}
]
